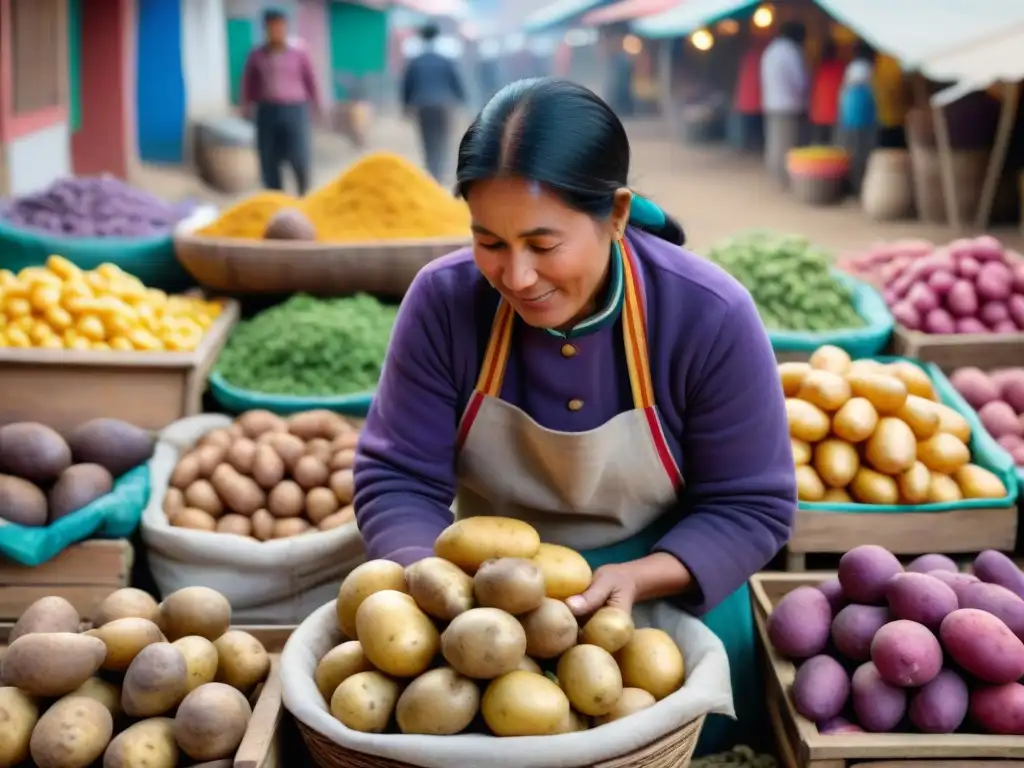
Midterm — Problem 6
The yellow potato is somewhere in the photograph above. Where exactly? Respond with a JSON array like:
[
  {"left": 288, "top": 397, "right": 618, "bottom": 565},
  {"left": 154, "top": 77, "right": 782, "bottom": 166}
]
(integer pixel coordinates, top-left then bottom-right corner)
[
  {"left": 315, "top": 641, "right": 375, "bottom": 700},
  {"left": 172, "top": 636, "right": 220, "bottom": 692},
  {"left": 790, "top": 438, "right": 812, "bottom": 466},
  {"left": 887, "top": 361, "right": 937, "bottom": 400},
  {"left": 778, "top": 362, "right": 811, "bottom": 396},
  {"left": 173, "top": 683, "right": 252, "bottom": 761},
  {"left": 955, "top": 464, "right": 1009, "bottom": 499},
  {"left": 929, "top": 401, "right": 972, "bottom": 443},
  {"left": 530, "top": 543, "right": 593, "bottom": 600},
  {"left": 0, "top": 632, "right": 106, "bottom": 697},
  {"left": 355, "top": 590, "right": 439, "bottom": 678},
  {"left": 808, "top": 345, "right": 851, "bottom": 375},
  {"left": 520, "top": 597, "right": 579, "bottom": 659},
  {"left": 927, "top": 473, "right": 964, "bottom": 503},
  {"left": 593, "top": 687, "right": 657, "bottom": 725},
  {"left": 435, "top": 517, "right": 541, "bottom": 574},
  {"left": 864, "top": 417, "right": 917, "bottom": 475},
  {"left": 482, "top": 671, "right": 569, "bottom": 736},
  {"left": 813, "top": 439, "right": 860, "bottom": 489},
  {"left": 8, "top": 595, "right": 79, "bottom": 643},
  {"left": 785, "top": 399, "right": 830, "bottom": 443},
  {"left": 121, "top": 643, "right": 189, "bottom": 718},
  {"left": 797, "top": 369, "right": 852, "bottom": 412},
  {"left": 516, "top": 656, "right": 543, "bottom": 674},
  {"left": 845, "top": 371, "right": 908, "bottom": 414},
  {"left": 557, "top": 644, "right": 623, "bottom": 717},
  {"left": 69, "top": 677, "right": 122, "bottom": 717},
  {"left": 336, "top": 559, "right": 408, "bottom": 639},
  {"left": 405, "top": 557, "right": 475, "bottom": 621},
  {"left": 831, "top": 397, "right": 879, "bottom": 443},
  {"left": 473, "top": 557, "right": 546, "bottom": 615},
  {"left": 579, "top": 607, "right": 635, "bottom": 654},
  {"left": 0, "top": 687, "right": 37, "bottom": 767},
  {"left": 213, "top": 630, "right": 270, "bottom": 693},
  {"left": 395, "top": 667, "right": 480, "bottom": 735},
  {"left": 821, "top": 488, "right": 853, "bottom": 503},
  {"left": 330, "top": 671, "right": 399, "bottom": 733},
  {"left": 30, "top": 695, "right": 113, "bottom": 768},
  {"left": 917, "top": 432, "right": 971, "bottom": 475},
  {"left": 795, "top": 465, "right": 826, "bottom": 502},
  {"left": 898, "top": 462, "right": 931, "bottom": 505},
  {"left": 849, "top": 467, "right": 900, "bottom": 505},
  {"left": 616, "top": 628, "right": 685, "bottom": 701},
  {"left": 91, "top": 617, "right": 164, "bottom": 671},
  {"left": 896, "top": 395, "right": 941, "bottom": 440},
  {"left": 552, "top": 708, "right": 591, "bottom": 733},
  {"left": 441, "top": 607, "right": 527, "bottom": 679},
  {"left": 102, "top": 717, "right": 178, "bottom": 768},
  {"left": 159, "top": 587, "right": 231, "bottom": 642}
]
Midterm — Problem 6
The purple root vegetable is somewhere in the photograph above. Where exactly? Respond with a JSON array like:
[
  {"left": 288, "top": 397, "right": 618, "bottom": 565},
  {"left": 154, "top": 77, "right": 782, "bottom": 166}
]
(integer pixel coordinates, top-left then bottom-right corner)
[
  {"left": 885, "top": 572, "right": 959, "bottom": 630},
  {"left": 959, "top": 581, "right": 1024, "bottom": 642},
  {"left": 940, "top": 608, "right": 1024, "bottom": 684},
  {"left": 792, "top": 655, "right": 850, "bottom": 721},
  {"left": 816, "top": 578, "right": 847, "bottom": 613},
  {"left": 909, "top": 668, "right": 968, "bottom": 733},
  {"left": 906, "top": 553, "right": 959, "bottom": 574},
  {"left": 839, "top": 545, "right": 904, "bottom": 604},
  {"left": 928, "top": 570, "right": 980, "bottom": 602},
  {"left": 767, "top": 586, "right": 833, "bottom": 659},
  {"left": 870, "top": 620, "right": 943, "bottom": 687},
  {"left": 832, "top": 604, "right": 891, "bottom": 662},
  {"left": 973, "top": 549, "right": 1024, "bottom": 599},
  {"left": 817, "top": 715, "right": 863, "bottom": 734},
  {"left": 971, "top": 683, "right": 1024, "bottom": 735},
  {"left": 852, "top": 662, "right": 907, "bottom": 732},
  {"left": 978, "top": 401, "right": 1023, "bottom": 439}
]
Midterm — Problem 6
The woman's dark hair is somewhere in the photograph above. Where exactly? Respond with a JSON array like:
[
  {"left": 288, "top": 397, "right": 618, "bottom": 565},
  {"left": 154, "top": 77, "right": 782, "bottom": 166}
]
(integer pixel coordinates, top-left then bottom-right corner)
[{"left": 455, "top": 77, "right": 684, "bottom": 245}]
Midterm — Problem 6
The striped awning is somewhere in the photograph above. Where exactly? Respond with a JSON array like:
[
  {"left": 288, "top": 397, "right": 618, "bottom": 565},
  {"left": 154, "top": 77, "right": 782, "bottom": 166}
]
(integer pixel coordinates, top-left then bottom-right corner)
[
  {"left": 394, "top": 0, "right": 469, "bottom": 17},
  {"left": 582, "top": 0, "right": 682, "bottom": 27},
  {"left": 523, "top": 0, "right": 607, "bottom": 32},
  {"left": 632, "top": 0, "right": 755, "bottom": 37}
]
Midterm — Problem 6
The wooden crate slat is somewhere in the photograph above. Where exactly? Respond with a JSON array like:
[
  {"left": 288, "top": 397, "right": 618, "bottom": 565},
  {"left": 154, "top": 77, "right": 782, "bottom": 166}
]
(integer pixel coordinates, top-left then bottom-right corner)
[
  {"left": 891, "top": 325, "right": 1024, "bottom": 372},
  {"left": 0, "top": 539, "right": 132, "bottom": 585},
  {"left": 235, "top": 654, "right": 284, "bottom": 768},
  {"left": 0, "top": 584, "right": 125, "bottom": 621}
]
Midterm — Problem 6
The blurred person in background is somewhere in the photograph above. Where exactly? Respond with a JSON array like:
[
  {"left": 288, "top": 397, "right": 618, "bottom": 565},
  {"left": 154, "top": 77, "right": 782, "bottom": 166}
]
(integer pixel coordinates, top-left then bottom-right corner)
[
  {"left": 730, "top": 36, "right": 766, "bottom": 152},
  {"left": 874, "top": 52, "right": 908, "bottom": 148},
  {"left": 240, "top": 8, "right": 321, "bottom": 195},
  {"left": 837, "top": 39, "right": 878, "bottom": 194},
  {"left": 760, "top": 21, "right": 809, "bottom": 186},
  {"left": 402, "top": 22, "right": 467, "bottom": 182},
  {"left": 808, "top": 41, "right": 845, "bottom": 145}
]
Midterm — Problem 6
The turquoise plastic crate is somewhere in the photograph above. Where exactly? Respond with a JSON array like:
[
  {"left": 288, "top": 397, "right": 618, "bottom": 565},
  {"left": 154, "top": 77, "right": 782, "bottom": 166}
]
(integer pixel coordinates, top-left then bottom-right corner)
[
  {"left": 0, "top": 463, "right": 150, "bottom": 567},
  {"left": 0, "top": 219, "right": 193, "bottom": 292},
  {"left": 208, "top": 371, "right": 373, "bottom": 417},
  {"left": 800, "top": 356, "right": 1018, "bottom": 513},
  {"left": 769, "top": 272, "right": 894, "bottom": 358}
]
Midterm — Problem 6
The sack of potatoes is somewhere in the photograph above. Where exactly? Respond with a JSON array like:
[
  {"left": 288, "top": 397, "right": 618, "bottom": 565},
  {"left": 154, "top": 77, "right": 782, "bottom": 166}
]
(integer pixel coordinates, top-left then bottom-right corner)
[
  {"left": 162, "top": 408, "right": 359, "bottom": 539},
  {"left": 0, "top": 584, "right": 271, "bottom": 768},
  {"left": 306, "top": 516, "right": 687, "bottom": 739}
]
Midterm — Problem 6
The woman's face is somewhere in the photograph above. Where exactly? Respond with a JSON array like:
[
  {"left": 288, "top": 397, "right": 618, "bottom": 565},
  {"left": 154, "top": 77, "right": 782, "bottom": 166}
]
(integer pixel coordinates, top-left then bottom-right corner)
[{"left": 467, "top": 177, "right": 630, "bottom": 330}]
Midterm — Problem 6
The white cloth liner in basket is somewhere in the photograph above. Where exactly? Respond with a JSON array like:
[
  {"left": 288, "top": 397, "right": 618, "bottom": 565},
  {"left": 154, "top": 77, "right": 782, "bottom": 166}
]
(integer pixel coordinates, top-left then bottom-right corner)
[
  {"left": 141, "top": 415, "right": 365, "bottom": 624},
  {"left": 281, "top": 599, "right": 734, "bottom": 768}
]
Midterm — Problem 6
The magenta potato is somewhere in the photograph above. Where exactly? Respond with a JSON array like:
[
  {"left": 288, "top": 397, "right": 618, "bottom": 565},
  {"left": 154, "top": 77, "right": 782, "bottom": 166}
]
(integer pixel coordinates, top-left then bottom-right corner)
[
  {"left": 792, "top": 655, "right": 849, "bottom": 721},
  {"left": 768, "top": 587, "right": 832, "bottom": 659},
  {"left": 871, "top": 620, "right": 943, "bottom": 687},
  {"left": 928, "top": 570, "right": 980, "bottom": 602},
  {"left": 971, "top": 682, "right": 1024, "bottom": 735},
  {"left": 940, "top": 608, "right": 1024, "bottom": 684},
  {"left": 817, "top": 716, "right": 863, "bottom": 734},
  {"left": 973, "top": 549, "right": 1024, "bottom": 599},
  {"left": 906, "top": 553, "right": 958, "bottom": 574},
  {"left": 908, "top": 669, "right": 968, "bottom": 733},
  {"left": 839, "top": 545, "right": 904, "bottom": 604},
  {"left": 852, "top": 662, "right": 907, "bottom": 732},
  {"left": 959, "top": 581, "right": 1024, "bottom": 642},
  {"left": 816, "top": 578, "right": 847, "bottom": 613},
  {"left": 832, "top": 604, "right": 890, "bottom": 662},
  {"left": 885, "top": 572, "right": 959, "bottom": 630}
]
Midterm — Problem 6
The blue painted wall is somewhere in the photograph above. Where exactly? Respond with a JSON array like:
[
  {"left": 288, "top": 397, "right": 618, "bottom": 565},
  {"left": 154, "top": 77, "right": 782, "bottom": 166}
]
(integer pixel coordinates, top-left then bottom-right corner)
[{"left": 136, "top": 0, "right": 187, "bottom": 163}]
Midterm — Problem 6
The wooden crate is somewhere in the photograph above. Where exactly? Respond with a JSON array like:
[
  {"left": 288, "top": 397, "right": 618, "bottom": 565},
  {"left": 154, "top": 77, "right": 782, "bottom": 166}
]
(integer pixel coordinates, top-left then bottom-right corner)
[
  {"left": 0, "top": 298, "right": 239, "bottom": 433},
  {"left": 785, "top": 505, "right": 1018, "bottom": 571},
  {"left": 890, "top": 324, "right": 1024, "bottom": 373},
  {"left": 750, "top": 572, "right": 1024, "bottom": 768},
  {"left": 0, "top": 538, "right": 133, "bottom": 621}
]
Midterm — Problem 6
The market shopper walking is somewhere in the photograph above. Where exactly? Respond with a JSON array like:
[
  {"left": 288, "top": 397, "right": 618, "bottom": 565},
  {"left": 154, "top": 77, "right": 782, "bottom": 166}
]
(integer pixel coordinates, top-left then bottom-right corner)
[
  {"left": 401, "top": 23, "right": 466, "bottom": 183},
  {"left": 354, "top": 77, "right": 796, "bottom": 754},
  {"left": 240, "top": 9, "right": 321, "bottom": 195},
  {"left": 837, "top": 40, "right": 879, "bottom": 195},
  {"left": 760, "top": 22, "right": 809, "bottom": 186},
  {"left": 809, "top": 41, "right": 845, "bottom": 145}
]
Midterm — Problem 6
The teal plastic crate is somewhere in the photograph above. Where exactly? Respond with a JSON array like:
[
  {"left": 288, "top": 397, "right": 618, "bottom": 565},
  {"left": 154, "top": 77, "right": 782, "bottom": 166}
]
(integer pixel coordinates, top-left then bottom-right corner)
[
  {"left": 0, "top": 463, "right": 150, "bottom": 567},
  {"left": 800, "top": 356, "right": 1018, "bottom": 513},
  {"left": 0, "top": 218, "right": 193, "bottom": 292},
  {"left": 208, "top": 371, "right": 373, "bottom": 417},
  {"left": 769, "top": 272, "right": 894, "bottom": 358}
]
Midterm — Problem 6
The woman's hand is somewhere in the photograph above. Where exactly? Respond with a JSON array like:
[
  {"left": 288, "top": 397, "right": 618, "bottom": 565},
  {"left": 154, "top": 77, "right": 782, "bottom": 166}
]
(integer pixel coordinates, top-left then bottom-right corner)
[{"left": 565, "top": 553, "right": 694, "bottom": 618}]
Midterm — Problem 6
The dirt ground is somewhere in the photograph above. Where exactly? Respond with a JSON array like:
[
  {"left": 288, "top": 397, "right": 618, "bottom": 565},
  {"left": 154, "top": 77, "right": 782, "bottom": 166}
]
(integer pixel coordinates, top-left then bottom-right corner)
[{"left": 132, "top": 114, "right": 1024, "bottom": 256}]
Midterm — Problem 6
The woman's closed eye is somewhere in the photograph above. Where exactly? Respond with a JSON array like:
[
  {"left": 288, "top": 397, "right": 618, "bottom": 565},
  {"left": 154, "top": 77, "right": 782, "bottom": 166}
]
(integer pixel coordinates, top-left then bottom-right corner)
[{"left": 476, "top": 240, "right": 558, "bottom": 254}]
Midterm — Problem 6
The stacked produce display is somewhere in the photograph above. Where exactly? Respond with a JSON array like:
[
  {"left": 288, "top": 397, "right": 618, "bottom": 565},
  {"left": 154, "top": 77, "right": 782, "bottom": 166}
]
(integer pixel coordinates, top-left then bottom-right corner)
[
  {"left": 840, "top": 236, "right": 1024, "bottom": 334},
  {"left": 196, "top": 152, "right": 470, "bottom": 242},
  {"left": 768, "top": 545, "right": 1024, "bottom": 735},
  {"left": 781, "top": 345, "right": 1008, "bottom": 503},
  {"left": 317, "top": 517, "right": 685, "bottom": 736},
  {"left": 0, "top": 257, "right": 223, "bottom": 351},
  {"left": 948, "top": 367, "right": 1024, "bottom": 469},
  {"left": 213, "top": 294, "right": 396, "bottom": 400},
  {"left": 0, "top": 585, "right": 270, "bottom": 766},
  {"left": 0, "top": 419, "right": 154, "bottom": 527},
  {"left": 163, "top": 409, "right": 358, "bottom": 537}
]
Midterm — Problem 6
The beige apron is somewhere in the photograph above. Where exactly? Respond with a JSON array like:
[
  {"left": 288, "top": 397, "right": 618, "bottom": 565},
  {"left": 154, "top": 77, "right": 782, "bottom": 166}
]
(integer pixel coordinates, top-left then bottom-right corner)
[{"left": 455, "top": 238, "right": 683, "bottom": 550}]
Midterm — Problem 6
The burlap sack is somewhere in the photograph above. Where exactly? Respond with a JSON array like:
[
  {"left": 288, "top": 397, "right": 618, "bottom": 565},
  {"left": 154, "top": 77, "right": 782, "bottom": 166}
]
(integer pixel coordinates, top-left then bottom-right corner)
[
  {"left": 281, "top": 599, "right": 734, "bottom": 768},
  {"left": 141, "top": 415, "right": 365, "bottom": 624}
]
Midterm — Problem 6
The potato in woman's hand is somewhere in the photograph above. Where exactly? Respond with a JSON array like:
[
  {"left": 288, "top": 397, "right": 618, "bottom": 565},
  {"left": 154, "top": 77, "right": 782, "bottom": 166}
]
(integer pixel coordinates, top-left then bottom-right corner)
[
  {"left": 435, "top": 517, "right": 541, "bottom": 574},
  {"left": 580, "top": 606, "right": 635, "bottom": 654},
  {"left": 530, "top": 543, "right": 592, "bottom": 599}
]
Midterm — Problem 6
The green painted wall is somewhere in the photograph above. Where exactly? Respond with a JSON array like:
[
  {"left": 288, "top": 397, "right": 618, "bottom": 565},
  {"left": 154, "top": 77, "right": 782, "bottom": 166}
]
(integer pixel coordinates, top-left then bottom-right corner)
[
  {"left": 328, "top": 1, "right": 387, "bottom": 100},
  {"left": 226, "top": 17, "right": 255, "bottom": 105},
  {"left": 68, "top": 0, "right": 82, "bottom": 132}
]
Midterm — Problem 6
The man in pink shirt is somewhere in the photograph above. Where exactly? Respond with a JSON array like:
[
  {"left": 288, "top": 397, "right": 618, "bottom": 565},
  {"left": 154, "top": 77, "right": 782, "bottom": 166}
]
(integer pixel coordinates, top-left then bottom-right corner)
[{"left": 240, "top": 9, "right": 321, "bottom": 194}]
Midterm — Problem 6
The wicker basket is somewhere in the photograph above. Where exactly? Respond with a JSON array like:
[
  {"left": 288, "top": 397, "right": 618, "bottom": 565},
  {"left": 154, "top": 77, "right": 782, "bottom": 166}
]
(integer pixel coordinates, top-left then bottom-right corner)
[
  {"left": 173, "top": 233, "right": 469, "bottom": 297},
  {"left": 295, "top": 716, "right": 705, "bottom": 768}
]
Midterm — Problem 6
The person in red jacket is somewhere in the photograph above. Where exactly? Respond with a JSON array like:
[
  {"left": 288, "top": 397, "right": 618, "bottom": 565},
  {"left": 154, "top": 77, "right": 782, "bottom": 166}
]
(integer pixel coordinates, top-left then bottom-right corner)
[
  {"left": 808, "top": 41, "right": 845, "bottom": 145},
  {"left": 730, "top": 37, "right": 766, "bottom": 151}
]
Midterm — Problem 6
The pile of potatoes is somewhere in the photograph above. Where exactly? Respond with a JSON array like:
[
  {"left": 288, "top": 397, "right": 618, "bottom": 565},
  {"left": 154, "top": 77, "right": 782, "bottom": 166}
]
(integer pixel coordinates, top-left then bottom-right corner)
[
  {"left": 0, "top": 584, "right": 270, "bottom": 767},
  {"left": 163, "top": 408, "right": 359, "bottom": 539},
  {"left": 315, "top": 517, "right": 686, "bottom": 738},
  {"left": 769, "top": 545, "right": 1024, "bottom": 735},
  {"left": 781, "top": 345, "right": 1008, "bottom": 505}
]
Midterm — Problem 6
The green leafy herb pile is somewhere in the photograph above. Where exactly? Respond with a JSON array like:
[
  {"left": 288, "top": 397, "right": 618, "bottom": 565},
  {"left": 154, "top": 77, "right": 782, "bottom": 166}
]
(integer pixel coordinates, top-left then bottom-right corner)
[
  {"left": 706, "top": 231, "right": 864, "bottom": 332},
  {"left": 215, "top": 293, "right": 398, "bottom": 396}
]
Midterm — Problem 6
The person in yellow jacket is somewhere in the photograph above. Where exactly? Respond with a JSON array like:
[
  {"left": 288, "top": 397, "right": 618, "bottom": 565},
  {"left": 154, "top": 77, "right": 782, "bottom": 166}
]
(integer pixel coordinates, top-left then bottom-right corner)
[{"left": 874, "top": 53, "right": 907, "bottom": 147}]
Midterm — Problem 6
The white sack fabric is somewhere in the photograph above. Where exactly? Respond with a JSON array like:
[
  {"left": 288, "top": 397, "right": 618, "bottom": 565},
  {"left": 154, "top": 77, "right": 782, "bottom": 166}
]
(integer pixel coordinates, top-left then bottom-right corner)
[
  {"left": 142, "top": 415, "right": 365, "bottom": 624},
  {"left": 281, "top": 599, "right": 734, "bottom": 768}
]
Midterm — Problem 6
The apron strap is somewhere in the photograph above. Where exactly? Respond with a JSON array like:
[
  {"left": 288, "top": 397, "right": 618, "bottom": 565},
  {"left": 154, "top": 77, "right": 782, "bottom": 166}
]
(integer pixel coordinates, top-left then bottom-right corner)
[
  {"left": 620, "top": 238, "right": 656, "bottom": 410},
  {"left": 474, "top": 300, "right": 515, "bottom": 398}
]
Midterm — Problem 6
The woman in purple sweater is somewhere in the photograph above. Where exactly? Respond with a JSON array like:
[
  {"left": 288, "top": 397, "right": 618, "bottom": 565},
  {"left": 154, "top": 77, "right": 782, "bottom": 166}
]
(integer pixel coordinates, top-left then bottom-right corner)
[{"left": 355, "top": 78, "right": 795, "bottom": 750}]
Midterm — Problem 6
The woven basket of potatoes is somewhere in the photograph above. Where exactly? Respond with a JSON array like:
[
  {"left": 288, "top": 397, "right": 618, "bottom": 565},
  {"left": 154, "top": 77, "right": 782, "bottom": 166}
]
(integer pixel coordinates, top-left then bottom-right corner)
[
  {"left": 163, "top": 408, "right": 357, "bottom": 538},
  {"left": 140, "top": 409, "right": 366, "bottom": 624}
]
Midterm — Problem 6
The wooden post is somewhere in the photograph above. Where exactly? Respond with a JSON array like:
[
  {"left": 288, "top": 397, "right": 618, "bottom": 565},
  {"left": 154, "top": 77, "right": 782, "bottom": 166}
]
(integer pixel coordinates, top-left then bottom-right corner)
[
  {"left": 976, "top": 80, "right": 1021, "bottom": 229},
  {"left": 930, "top": 101, "right": 963, "bottom": 231}
]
